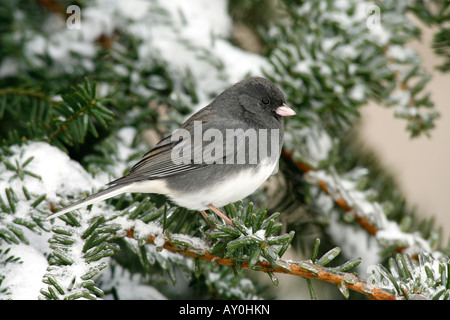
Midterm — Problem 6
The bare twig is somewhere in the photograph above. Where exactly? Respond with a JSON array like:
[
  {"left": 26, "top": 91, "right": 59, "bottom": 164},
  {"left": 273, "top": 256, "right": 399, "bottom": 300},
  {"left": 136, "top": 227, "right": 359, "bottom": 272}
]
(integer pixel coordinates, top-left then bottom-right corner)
[{"left": 281, "top": 149, "right": 378, "bottom": 235}]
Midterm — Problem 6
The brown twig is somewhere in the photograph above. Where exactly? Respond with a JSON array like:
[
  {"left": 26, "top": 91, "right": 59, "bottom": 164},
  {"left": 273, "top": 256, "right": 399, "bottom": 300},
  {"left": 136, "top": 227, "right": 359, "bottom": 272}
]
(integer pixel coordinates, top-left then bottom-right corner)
[
  {"left": 281, "top": 149, "right": 379, "bottom": 236},
  {"left": 125, "top": 228, "right": 397, "bottom": 300},
  {"left": 282, "top": 149, "right": 418, "bottom": 257}
]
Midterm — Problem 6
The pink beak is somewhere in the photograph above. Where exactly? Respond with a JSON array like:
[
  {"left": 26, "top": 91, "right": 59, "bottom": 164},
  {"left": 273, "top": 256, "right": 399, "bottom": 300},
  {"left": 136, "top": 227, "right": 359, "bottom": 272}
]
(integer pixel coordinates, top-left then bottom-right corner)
[{"left": 275, "top": 103, "right": 296, "bottom": 117}]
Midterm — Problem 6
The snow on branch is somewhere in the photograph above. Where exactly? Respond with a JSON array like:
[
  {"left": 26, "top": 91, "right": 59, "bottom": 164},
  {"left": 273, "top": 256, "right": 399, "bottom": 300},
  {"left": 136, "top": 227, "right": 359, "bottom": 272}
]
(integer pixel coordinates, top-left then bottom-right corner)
[{"left": 124, "top": 224, "right": 396, "bottom": 300}]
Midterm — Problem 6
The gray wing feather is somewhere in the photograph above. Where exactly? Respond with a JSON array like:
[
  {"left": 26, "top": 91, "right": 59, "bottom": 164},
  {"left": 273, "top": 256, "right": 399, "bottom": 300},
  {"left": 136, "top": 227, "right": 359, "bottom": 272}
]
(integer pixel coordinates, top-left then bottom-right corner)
[{"left": 108, "top": 118, "right": 250, "bottom": 185}]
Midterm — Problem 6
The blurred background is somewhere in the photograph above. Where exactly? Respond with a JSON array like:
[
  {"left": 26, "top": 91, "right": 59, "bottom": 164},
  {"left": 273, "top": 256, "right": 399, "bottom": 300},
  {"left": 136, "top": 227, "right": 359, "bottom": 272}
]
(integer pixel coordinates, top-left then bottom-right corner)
[{"left": 359, "top": 16, "right": 450, "bottom": 240}]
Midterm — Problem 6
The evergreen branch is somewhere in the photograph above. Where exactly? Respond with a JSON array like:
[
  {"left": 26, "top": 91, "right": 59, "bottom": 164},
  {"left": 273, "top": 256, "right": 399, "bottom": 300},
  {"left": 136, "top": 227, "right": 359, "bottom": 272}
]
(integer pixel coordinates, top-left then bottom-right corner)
[
  {"left": 382, "top": 45, "right": 438, "bottom": 137},
  {"left": 408, "top": 0, "right": 450, "bottom": 72},
  {"left": 266, "top": 0, "right": 439, "bottom": 138},
  {"left": 281, "top": 148, "right": 435, "bottom": 257},
  {"left": 0, "top": 186, "right": 48, "bottom": 245},
  {"left": 46, "top": 97, "right": 95, "bottom": 143},
  {"left": 282, "top": 149, "right": 378, "bottom": 236},
  {"left": 0, "top": 248, "right": 23, "bottom": 298},
  {"left": 0, "top": 88, "right": 59, "bottom": 105},
  {"left": 0, "top": 79, "right": 114, "bottom": 150},
  {"left": 41, "top": 214, "right": 121, "bottom": 300},
  {"left": 368, "top": 251, "right": 450, "bottom": 300},
  {"left": 46, "top": 79, "right": 114, "bottom": 146},
  {"left": 124, "top": 227, "right": 396, "bottom": 300}
]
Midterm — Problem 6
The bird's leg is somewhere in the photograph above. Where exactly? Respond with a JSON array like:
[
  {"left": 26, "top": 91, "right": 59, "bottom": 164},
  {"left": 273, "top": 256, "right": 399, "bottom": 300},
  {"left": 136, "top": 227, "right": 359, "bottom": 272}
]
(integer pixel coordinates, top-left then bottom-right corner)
[
  {"left": 207, "top": 204, "right": 234, "bottom": 226},
  {"left": 200, "top": 210, "right": 208, "bottom": 220},
  {"left": 200, "top": 210, "right": 215, "bottom": 229}
]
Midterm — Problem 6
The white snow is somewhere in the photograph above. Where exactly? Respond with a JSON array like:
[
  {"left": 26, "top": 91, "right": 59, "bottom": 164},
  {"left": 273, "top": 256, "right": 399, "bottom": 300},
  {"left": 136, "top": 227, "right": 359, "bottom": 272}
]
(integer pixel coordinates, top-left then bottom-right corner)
[
  {"left": 0, "top": 142, "right": 101, "bottom": 299},
  {"left": 326, "top": 213, "right": 381, "bottom": 276},
  {"left": 349, "top": 84, "right": 366, "bottom": 101},
  {"left": 2, "top": 142, "right": 101, "bottom": 204},
  {"left": 283, "top": 123, "right": 333, "bottom": 167},
  {"left": 294, "top": 60, "right": 313, "bottom": 75},
  {"left": 386, "top": 45, "right": 418, "bottom": 63},
  {"left": 100, "top": 263, "right": 167, "bottom": 300},
  {"left": 1, "top": 243, "right": 49, "bottom": 299},
  {"left": 7, "top": 0, "right": 269, "bottom": 109}
]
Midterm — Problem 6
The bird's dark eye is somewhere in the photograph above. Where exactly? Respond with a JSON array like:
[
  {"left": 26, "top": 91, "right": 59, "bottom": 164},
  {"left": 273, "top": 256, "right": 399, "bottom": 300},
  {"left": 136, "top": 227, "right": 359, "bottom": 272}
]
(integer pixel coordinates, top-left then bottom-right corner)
[{"left": 261, "top": 98, "right": 270, "bottom": 105}]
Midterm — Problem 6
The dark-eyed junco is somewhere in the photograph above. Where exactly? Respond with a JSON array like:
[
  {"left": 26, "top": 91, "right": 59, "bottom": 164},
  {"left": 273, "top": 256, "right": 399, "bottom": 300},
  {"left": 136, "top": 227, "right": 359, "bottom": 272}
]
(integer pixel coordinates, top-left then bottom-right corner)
[{"left": 46, "top": 77, "right": 295, "bottom": 225}]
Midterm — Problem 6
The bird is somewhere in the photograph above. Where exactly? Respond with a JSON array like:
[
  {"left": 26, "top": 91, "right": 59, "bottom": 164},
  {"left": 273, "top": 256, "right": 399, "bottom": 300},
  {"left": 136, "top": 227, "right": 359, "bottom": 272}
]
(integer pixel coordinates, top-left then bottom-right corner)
[{"left": 45, "top": 77, "right": 296, "bottom": 226}]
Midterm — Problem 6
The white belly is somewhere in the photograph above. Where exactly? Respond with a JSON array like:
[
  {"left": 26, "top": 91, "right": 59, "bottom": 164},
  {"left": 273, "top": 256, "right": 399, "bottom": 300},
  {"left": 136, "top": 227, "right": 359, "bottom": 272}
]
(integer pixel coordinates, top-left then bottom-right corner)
[{"left": 169, "top": 160, "right": 277, "bottom": 210}]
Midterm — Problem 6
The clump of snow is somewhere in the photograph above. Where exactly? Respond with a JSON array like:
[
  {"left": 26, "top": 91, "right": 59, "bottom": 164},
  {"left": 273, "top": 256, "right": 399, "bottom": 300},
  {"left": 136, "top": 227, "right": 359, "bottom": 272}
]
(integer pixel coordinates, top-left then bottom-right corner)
[
  {"left": 99, "top": 263, "right": 167, "bottom": 300},
  {"left": 116, "top": 216, "right": 210, "bottom": 253},
  {"left": 0, "top": 142, "right": 84, "bottom": 299},
  {"left": 1, "top": 142, "right": 100, "bottom": 205},
  {"left": 283, "top": 123, "right": 334, "bottom": 168},
  {"left": 294, "top": 60, "right": 313, "bottom": 75},
  {"left": 386, "top": 45, "right": 418, "bottom": 63},
  {"left": 389, "top": 90, "right": 411, "bottom": 108},
  {"left": 326, "top": 213, "right": 381, "bottom": 276},
  {"left": 349, "top": 84, "right": 366, "bottom": 102},
  {"left": 1, "top": 243, "right": 49, "bottom": 299},
  {"left": 0, "top": 134, "right": 141, "bottom": 299}
]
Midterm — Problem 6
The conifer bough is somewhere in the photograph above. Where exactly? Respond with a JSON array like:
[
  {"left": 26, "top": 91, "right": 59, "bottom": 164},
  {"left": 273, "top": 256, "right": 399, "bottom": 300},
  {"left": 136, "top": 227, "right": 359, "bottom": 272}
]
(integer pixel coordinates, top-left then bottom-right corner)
[{"left": 125, "top": 227, "right": 396, "bottom": 300}]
